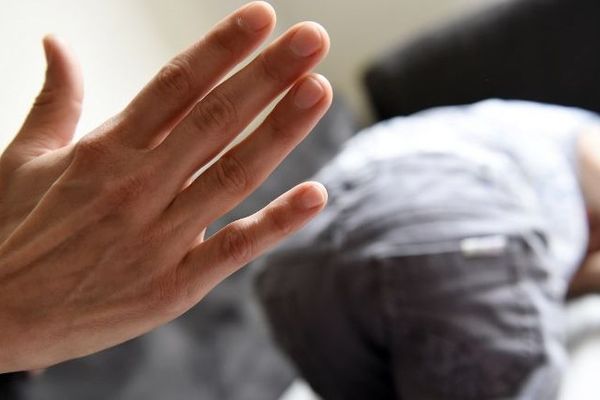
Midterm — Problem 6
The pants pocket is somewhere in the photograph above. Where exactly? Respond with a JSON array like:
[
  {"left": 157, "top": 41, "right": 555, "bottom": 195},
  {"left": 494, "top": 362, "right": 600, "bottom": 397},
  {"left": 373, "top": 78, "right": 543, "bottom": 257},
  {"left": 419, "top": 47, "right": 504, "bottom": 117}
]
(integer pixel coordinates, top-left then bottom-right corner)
[{"left": 379, "top": 237, "right": 550, "bottom": 399}]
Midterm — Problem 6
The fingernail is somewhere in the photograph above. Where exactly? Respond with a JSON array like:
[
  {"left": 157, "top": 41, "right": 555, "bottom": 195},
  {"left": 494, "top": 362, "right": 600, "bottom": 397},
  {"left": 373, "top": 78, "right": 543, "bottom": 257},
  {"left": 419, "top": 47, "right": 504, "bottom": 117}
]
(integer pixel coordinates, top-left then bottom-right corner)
[
  {"left": 289, "top": 22, "right": 324, "bottom": 57},
  {"left": 298, "top": 183, "right": 327, "bottom": 210},
  {"left": 238, "top": 2, "right": 274, "bottom": 32},
  {"left": 294, "top": 76, "right": 325, "bottom": 109}
]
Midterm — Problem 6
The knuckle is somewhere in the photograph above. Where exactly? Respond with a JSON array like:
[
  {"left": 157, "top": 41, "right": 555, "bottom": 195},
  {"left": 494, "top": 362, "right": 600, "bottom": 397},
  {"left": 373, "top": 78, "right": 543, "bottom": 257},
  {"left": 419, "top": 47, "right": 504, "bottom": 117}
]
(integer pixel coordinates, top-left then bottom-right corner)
[
  {"left": 222, "top": 223, "right": 254, "bottom": 265},
  {"left": 257, "top": 52, "right": 282, "bottom": 83},
  {"left": 72, "top": 136, "right": 111, "bottom": 167},
  {"left": 207, "top": 24, "right": 236, "bottom": 59},
  {"left": 33, "top": 87, "right": 56, "bottom": 109},
  {"left": 34, "top": 88, "right": 83, "bottom": 115},
  {"left": 265, "top": 113, "right": 293, "bottom": 143},
  {"left": 152, "top": 274, "right": 188, "bottom": 317},
  {"left": 192, "top": 89, "right": 238, "bottom": 132},
  {"left": 266, "top": 204, "right": 293, "bottom": 236},
  {"left": 213, "top": 154, "right": 250, "bottom": 194},
  {"left": 156, "top": 57, "right": 194, "bottom": 99}
]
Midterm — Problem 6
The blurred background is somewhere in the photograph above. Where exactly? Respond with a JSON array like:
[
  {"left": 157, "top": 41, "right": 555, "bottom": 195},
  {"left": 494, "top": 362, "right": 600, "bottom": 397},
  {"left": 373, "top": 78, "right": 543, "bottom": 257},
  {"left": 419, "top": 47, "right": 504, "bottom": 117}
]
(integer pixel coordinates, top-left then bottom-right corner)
[
  {"left": 3, "top": 0, "right": 600, "bottom": 399},
  {"left": 0, "top": 0, "right": 504, "bottom": 149}
]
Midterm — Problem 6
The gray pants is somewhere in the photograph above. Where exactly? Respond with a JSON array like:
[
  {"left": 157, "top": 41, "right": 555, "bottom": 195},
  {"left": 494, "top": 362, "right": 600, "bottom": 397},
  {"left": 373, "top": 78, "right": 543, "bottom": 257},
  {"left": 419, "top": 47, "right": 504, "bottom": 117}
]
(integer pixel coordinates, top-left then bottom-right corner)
[{"left": 256, "top": 234, "right": 566, "bottom": 399}]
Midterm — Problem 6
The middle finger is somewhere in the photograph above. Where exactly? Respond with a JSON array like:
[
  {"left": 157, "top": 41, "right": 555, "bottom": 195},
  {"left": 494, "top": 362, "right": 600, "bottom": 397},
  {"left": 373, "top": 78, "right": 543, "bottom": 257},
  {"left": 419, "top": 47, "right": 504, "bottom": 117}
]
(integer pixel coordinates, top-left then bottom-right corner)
[{"left": 152, "top": 21, "right": 329, "bottom": 188}]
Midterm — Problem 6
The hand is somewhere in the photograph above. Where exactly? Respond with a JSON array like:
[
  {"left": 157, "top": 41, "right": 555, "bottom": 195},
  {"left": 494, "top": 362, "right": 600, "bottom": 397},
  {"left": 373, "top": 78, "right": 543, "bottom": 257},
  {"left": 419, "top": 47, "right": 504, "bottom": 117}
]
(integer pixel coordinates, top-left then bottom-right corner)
[{"left": 0, "top": 1, "right": 331, "bottom": 373}]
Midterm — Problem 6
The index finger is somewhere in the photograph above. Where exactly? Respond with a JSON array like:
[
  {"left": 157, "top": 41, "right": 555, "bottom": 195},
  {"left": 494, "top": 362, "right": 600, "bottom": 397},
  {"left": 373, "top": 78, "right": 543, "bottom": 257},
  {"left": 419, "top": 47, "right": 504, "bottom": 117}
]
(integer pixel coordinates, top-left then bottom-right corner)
[{"left": 116, "top": 1, "right": 276, "bottom": 149}]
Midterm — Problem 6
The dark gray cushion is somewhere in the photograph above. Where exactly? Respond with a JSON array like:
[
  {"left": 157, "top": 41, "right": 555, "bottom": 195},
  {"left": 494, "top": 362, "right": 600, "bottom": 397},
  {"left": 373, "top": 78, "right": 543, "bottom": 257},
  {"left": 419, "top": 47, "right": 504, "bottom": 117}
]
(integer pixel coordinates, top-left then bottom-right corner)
[{"left": 364, "top": 0, "right": 600, "bottom": 121}]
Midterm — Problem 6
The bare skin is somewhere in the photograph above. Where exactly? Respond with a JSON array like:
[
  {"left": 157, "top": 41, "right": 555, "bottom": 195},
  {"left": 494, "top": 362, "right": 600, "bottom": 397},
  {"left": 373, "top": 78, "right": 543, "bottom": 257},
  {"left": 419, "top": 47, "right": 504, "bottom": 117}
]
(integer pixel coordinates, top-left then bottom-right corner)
[
  {"left": 569, "top": 127, "right": 600, "bottom": 296},
  {"left": 0, "top": 1, "right": 332, "bottom": 373},
  {"left": 569, "top": 254, "right": 600, "bottom": 297}
]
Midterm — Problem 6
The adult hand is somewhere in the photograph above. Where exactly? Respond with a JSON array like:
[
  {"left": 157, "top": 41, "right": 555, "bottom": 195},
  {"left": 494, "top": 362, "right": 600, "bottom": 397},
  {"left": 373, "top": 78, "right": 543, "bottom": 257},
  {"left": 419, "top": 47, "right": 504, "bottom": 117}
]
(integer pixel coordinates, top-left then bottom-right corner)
[{"left": 0, "top": 1, "right": 331, "bottom": 373}]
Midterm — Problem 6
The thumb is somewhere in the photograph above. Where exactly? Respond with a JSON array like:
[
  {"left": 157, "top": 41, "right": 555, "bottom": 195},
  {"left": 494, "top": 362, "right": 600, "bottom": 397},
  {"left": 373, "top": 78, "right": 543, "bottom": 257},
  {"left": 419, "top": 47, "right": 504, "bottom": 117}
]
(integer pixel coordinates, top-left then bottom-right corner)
[{"left": 14, "top": 35, "right": 84, "bottom": 158}]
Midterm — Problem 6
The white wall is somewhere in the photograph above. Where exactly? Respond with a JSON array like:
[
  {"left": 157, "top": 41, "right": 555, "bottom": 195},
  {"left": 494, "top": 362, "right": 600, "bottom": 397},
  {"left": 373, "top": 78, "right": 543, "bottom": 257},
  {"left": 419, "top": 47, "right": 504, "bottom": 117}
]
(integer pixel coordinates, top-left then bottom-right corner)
[
  {"left": 143, "top": 0, "right": 507, "bottom": 123},
  {"left": 0, "top": 1, "right": 175, "bottom": 150},
  {"left": 0, "top": 0, "right": 505, "bottom": 151}
]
